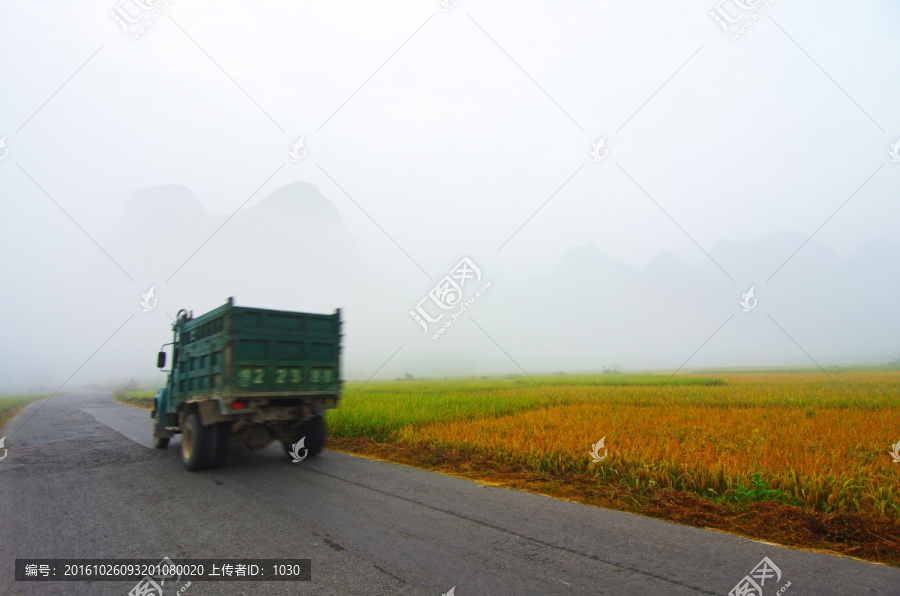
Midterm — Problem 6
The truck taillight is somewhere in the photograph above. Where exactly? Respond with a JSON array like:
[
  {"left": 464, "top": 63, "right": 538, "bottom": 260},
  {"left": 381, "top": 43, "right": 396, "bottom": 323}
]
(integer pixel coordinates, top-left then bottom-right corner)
[{"left": 233, "top": 401, "right": 246, "bottom": 409}]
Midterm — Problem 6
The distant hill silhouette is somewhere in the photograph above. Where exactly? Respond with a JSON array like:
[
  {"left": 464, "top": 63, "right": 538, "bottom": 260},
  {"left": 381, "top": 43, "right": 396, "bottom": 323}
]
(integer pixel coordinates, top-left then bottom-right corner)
[
  {"left": 474, "top": 231, "right": 900, "bottom": 372},
  {"left": 9, "top": 182, "right": 898, "bottom": 389}
]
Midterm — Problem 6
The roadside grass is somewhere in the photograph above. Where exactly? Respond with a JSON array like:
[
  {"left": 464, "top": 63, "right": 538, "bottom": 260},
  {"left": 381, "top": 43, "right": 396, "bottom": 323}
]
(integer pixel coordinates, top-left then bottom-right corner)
[
  {"left": 0, "top": 395, "right": 47, "bottom": 429},
  {"left": 112, "top": 389, "right": 155, "bottom": 410}
]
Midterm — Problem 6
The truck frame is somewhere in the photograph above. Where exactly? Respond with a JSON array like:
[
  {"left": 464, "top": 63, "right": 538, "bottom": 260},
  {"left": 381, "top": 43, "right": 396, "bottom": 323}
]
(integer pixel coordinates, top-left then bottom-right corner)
[{"left": 152, "top": 297, "right": 342, "bottom": 470}]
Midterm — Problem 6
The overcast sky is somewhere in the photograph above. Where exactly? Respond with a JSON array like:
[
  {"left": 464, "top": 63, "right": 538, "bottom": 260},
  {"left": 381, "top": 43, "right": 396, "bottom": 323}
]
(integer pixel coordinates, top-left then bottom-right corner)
[{"left": 1, "top": 0, "right": 898, "bottom": 388}]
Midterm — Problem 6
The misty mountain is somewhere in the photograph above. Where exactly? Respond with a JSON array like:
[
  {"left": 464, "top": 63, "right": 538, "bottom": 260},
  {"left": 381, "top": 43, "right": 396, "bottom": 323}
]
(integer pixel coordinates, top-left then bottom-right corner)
[
  {"left": 6, "top": 180, "right": 899, "bottom": 390},
  {"left": 168, "top": 181, "right": 372, "bottom": 312},
  {"left": 473, "top": 232, "right": 900, "bottom": 372},
  {"left": 99, "top": 182, "right": 369, "bottom": 301},
  {"left": 15, "top": 182, "right": 385, "bottom": 389},
  {"left": 102, "top": 185, "right": 225, "bottom": 283}
]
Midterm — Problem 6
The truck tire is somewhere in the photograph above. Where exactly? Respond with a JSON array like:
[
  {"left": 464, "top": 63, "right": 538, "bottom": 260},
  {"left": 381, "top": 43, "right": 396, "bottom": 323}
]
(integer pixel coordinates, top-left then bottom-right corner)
[
  {"left": 152, "top": 398, "right": 170, "bottom": 449},
  {"left": 303, "top": 415, "right": 327, "bottom": 457},
  {"left": 181, "top": 413, "right": 210, "bottom": 471},
  {"left": 281, "top": 416, "right": 327, "bottom": 460},
  {"left": 207, "top": 422, "right": 231, "bottom": 468},
  {"left": 303, "top": 416, "right": 328, "bottom": 457}
]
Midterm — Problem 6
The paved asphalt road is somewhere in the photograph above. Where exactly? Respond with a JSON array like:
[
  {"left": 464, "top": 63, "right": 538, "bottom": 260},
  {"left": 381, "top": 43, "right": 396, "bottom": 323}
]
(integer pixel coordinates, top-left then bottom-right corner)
[{"left": 1, "top": 392, "right": 898, "bottom": 596}]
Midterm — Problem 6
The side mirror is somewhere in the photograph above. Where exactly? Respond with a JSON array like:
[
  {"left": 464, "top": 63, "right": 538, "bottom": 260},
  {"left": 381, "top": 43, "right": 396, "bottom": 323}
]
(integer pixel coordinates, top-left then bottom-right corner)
[{"left": 157, "top": 351, "right": 166, "bottom": 368}]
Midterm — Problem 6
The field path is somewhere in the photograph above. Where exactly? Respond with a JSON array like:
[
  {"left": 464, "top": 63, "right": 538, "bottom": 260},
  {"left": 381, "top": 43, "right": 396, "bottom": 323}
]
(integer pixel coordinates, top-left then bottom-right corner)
[{"left": 1, "top": 391, "right": 897, "bottom": 595}]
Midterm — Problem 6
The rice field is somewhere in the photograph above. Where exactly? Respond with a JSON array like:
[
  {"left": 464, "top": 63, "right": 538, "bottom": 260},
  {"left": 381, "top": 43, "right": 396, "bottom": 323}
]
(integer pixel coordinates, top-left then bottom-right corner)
[
  {"left": 330, "top": 375, "right": 721, "bottom": 441},
  {"left": 332, "top": 371, "right": 900, "bottom": 520}
]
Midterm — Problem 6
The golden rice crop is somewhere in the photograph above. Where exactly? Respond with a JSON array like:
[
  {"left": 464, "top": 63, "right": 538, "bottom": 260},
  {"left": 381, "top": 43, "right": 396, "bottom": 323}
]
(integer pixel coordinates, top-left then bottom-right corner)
[{"left": 386, "top": 372, "right": 900, "bottom": 519}]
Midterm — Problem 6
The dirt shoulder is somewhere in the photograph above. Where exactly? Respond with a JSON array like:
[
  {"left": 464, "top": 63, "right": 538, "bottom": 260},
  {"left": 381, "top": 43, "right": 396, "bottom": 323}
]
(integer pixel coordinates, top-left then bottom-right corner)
[{"left": 328, "top": 436, "right": 900, "bottom": 568}]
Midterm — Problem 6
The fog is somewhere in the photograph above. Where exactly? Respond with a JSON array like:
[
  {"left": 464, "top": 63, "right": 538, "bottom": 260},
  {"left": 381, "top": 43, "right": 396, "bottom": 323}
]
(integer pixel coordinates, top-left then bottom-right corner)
[{"left": 1, "top": 0, "right": 898, "bottom": 392}]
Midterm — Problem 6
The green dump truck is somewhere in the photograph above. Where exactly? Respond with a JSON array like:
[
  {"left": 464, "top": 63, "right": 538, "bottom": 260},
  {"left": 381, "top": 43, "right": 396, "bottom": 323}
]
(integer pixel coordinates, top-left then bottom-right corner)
[{"left": 152, "top": 297, "right": 342, "bottom": 471}]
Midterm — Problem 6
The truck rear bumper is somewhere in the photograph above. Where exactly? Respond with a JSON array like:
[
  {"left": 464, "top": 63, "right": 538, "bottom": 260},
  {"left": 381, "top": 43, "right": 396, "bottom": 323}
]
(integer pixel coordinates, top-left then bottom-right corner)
[{"left": 188, "top": 394, "right": 340, "bottom": 427}]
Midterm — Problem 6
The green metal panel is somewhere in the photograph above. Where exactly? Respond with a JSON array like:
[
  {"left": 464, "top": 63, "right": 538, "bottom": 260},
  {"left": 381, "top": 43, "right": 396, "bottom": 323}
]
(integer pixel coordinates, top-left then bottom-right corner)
[{"left": 166, "top": 298, "right": 341, "bottom": 411}]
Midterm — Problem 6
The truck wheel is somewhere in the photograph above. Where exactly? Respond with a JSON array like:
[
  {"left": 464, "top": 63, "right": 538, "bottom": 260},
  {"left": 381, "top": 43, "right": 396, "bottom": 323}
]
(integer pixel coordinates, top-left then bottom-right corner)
[
  {"left": 207, "top": 422, "right": 231, "bottom": 468},
  {"left": 303, "top": 415, "right": 327, "bottom": 457},
  {"left": 281, "top": 416, "right": 327, "bottom": 460},
  {"left": 181, "top": 413, "right": 210, "bottom": 471},
  {"left": 152, "top": 396, "right": 170, "bottom": 449}
]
